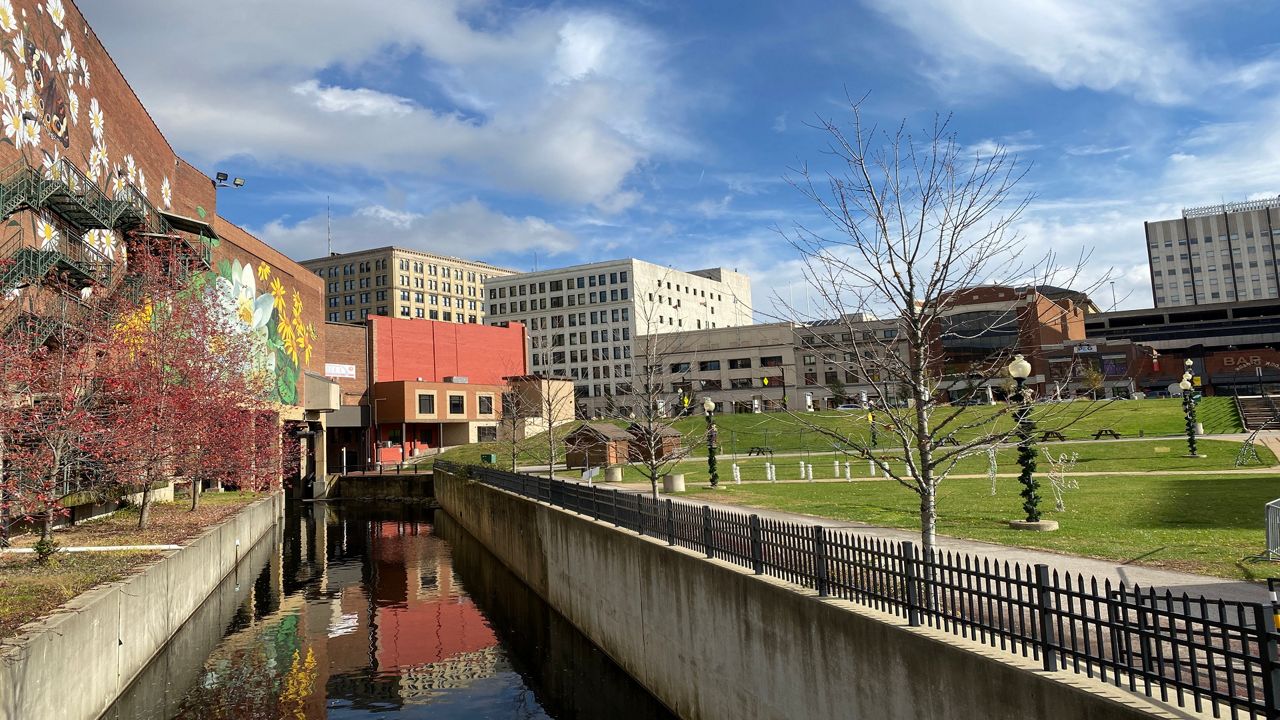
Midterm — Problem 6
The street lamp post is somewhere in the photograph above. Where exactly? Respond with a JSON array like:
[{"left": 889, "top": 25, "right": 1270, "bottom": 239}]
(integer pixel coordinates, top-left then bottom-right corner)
[
  {"left": 704, "top": 397, "right": 719, "bottom": 488},
  {"left": 1180, "top": 360, "right": 1199, "bottom": 457},
  {"left": 1008, "top": 354, "right": 1041, "bottom": 522}
]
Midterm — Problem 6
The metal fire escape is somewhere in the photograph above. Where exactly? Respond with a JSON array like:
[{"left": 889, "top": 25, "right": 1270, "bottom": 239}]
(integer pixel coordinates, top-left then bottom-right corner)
[{"left": 0, "top": 157, "right": 212, "bottom": 339}]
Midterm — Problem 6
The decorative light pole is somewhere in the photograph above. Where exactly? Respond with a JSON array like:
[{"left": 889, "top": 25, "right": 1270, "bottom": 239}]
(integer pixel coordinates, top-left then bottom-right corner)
[
  {"left": 1008, "top": 354, "right": 1041, "bottom": 522},
  {"left": 1180, "top": 359, "right": 1199, "bottom": 457},
  {"left": 704, "top": 397, "right": 719, "bottom": 488}
]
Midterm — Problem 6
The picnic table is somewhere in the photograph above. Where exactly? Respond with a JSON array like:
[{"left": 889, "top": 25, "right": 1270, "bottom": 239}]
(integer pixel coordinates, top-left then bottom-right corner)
[
  {"left": 1092, "top": 428, "right": 1121, "bottom": 440},
  {"left": 747, "top": 446, "right": 774, "bottom": 456},
  {"left": 938, "top": 436, "right": 960, "bottom": 446},
  {"left": 1039, "top": 430, "right": 1066, "bottom": 442}
]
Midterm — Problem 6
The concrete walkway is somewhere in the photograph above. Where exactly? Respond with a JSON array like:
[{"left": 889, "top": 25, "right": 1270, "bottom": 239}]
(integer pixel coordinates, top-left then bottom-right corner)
[
  {"left": 583, "top": 477, "right": 1274, "bottom": 604},
  {"left": 0, "top": 544, "right": 181, "bottom": 553}
]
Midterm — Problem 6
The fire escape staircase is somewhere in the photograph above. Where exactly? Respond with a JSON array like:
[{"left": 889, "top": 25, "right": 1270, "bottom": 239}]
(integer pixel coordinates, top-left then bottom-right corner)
[{"left": 0, "top": 158, "right": 213, "bottom": 337}]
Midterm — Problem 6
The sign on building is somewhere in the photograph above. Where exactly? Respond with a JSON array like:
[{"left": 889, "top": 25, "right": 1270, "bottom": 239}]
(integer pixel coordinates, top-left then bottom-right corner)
[{"left": 324, "top": 363, "right": 357, "bottom": 379}]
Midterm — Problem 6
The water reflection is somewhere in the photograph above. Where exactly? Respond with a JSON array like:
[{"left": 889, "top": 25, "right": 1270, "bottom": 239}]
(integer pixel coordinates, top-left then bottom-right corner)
[{"left": 107, "top": 502, "right": 674, "bottom": 719}]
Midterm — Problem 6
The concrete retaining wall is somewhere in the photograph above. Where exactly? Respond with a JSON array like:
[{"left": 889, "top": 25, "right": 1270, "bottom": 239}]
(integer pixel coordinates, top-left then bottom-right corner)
[
  {"left": 332, "top": 473, "right": 434, "bottom": 500},
  {"left": 435, "top": 471, "right": 1192, "bottom": 720},
  {"left": 0, "top": 492, "right": 285, "bottom": 720}
]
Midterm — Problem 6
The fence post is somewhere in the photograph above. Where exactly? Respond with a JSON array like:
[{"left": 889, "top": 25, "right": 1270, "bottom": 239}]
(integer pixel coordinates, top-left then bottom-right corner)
[
  {"left": 1034, "top": 564, "right": 1059, "bottom": 672},
  {"left": 665, "top": 499, "right": 675, "bottom": 545},
  {"left": 813, "top": 526, "right": 829, "bottom": 597},
  {"left": 901, "top": 541, "right": 920, "bottom": 627},
  {"left": 702, "top": 505, "right": 713, "bottom": 558},
  {"left": 1258, "top": 592, "right": 1280, "bottom": 715},
  {"left": 612, "top": 489, "right": 621, "bottom": 526},
  {"left": 749, "top": 514, "right": 763, "bottom": 574}
]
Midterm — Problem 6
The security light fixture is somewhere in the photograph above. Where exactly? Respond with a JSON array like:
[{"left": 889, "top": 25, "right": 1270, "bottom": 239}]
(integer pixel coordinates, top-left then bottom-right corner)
[
  {"left": 233, "top": 177, "right": 245, "bottom": 187},
  {"left": 215, "top": 172, "right": 228, "bottom": 183},
  {"left": 214, "top": 171, "right": 246, "bottom": 188}
]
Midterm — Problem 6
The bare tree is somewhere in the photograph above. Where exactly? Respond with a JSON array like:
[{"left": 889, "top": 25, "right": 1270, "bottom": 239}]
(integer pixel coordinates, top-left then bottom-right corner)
[
  {"left": 778, "top": 99, "right": 1110, "bottom": 552},
  {"left": 612, "top": 288, "right": 702, "bottom": 498}
]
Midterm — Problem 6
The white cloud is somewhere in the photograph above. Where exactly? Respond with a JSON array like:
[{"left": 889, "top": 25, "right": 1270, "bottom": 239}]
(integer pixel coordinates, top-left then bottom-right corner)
[
  {"left": 81, "top": 1, "right": 688, "bottom": 210},
  {"left": 253, "top": 200, "right": 578, "bottom": 262},
  {"left": 291, "top": 80, "right": 415, "bottom": 117},
  {"left": 865, "top": 0, "right": 1276, "bottom": 105}
]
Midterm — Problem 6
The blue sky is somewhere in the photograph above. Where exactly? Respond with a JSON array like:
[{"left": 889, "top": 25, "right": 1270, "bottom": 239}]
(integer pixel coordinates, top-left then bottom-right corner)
[{"left": 83, "top": 0, "right": 1280, "bottom": 313}]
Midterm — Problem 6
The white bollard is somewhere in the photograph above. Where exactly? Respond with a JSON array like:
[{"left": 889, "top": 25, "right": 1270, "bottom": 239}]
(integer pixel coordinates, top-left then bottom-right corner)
[
  {"left": 770, "top": 463, "right": 776, "bottom": 482},
  {"left": 834, "top": 460, "right": 840, "bottom": 477},
  {"left": 869, "top": 460, "right": 875, "bottom": 477},
  {"left": 799, "top": 461, "right": 805, "bottom": 480},
  {"left": 845, "top": 461, "right": 852, "bottom": 481},
  {"left": 733, "top": 463, "right": 741, "bottom": 484},
  {"left": 807, "top": 463, "right": 814, "bottom": 482}
]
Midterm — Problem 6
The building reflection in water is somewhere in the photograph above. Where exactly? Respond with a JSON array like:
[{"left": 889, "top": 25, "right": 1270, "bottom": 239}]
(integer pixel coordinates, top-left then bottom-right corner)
[{"left": 125, "top": 502, "right": 672, "bottom": 720}]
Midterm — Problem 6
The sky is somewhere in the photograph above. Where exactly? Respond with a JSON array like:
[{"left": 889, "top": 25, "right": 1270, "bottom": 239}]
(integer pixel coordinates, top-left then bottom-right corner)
[{"left": 82, "top": 0, "right": 1280, "bottom": 315}]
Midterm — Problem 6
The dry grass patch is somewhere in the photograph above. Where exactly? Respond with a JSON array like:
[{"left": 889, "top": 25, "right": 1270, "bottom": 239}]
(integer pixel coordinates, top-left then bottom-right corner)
[
  {"left": 0, "top": 552, "right": 160, "bottom": 639},
  {"left": 7, "top": 490, "right": 260, "bottom": 549}
]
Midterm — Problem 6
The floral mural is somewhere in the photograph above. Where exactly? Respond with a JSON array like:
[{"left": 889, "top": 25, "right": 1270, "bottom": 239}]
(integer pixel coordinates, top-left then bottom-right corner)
[{"left": 212, "top": 257, "right": 317, "bottom": 405}]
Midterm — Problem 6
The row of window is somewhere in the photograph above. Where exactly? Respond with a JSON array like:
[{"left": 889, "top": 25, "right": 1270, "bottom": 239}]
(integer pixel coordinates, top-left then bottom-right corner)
[
  {"left": 490, "top": 288, "right": 630, "bottom": 315},
  {"left": 1148, "top": 228, "right": 1279, "bottom": 250},
  {"left": 326, "top": 309, "right": 477, "bottom": 323},
  {"left": 415, "top": 393, "right": 493, "bottom": 416},
  {"left": 320, "top": 260, "right": 485, "bottom": 283},
  {"left": 490, "top": 271, "right": 630, "bottom": 300}
]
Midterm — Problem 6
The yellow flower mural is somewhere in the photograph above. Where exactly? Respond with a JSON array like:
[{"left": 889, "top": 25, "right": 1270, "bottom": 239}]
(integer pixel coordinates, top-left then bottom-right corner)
[{"left": 213, "top": 258, "right": 312, "bottom": 404}]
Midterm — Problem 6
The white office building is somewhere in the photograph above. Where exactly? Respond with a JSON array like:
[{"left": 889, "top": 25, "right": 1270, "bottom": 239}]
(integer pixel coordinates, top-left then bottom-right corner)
[
  {"left": 485, "top": 259, "right": 752, "bottom": 414},
  {"left": 1145, "top": 197, "right": 1280, "bottom": 308}
]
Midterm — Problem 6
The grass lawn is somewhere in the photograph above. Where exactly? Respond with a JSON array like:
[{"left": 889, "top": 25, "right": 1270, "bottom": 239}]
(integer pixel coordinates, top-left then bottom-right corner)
[
  {"left": 0, "top": 551, "right": 160, "bottom": 639},
  {"left": 673, "top": 397, "right": 1241, "bottom": 456},
  {"left": 676, "top": 473, "right": 1280, "bottom": 580},
  {"left": 7, "top": 490, "right": 261, "bottom": 549},
  {"left": 596, "top": 438, "right": 1276, "bottom": 485},
  {"left": 0, "top": 490, "right": 263, "bottom": 639}
]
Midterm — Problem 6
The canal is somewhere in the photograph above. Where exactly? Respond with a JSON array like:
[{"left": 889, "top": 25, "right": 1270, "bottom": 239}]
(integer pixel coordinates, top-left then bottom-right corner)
[{"left": 105, "top": 502, "right": 675, "bottom": 719}]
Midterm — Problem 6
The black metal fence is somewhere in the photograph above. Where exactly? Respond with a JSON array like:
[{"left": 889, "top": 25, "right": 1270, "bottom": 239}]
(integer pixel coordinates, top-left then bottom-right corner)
[{"left": 436, "top": 460, "right": 1280, "bottom": 719}]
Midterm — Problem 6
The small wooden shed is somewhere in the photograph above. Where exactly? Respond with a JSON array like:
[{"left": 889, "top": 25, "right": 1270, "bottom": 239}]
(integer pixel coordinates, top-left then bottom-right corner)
[
  {"left": 564, "top": 423, "right": 631, "bottom": 468},
  {"left": 627, "top": 423, "right": 685, "bottom": 463}
]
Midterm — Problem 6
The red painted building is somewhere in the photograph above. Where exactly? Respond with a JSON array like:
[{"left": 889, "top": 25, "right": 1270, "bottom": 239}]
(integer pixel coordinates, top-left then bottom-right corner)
[{"left": 323, "top": 316, "right": 527, "bottom": 466}]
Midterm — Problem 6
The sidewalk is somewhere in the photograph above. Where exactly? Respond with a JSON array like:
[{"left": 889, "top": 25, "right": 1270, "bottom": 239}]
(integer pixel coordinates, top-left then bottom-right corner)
[{"left": 588, "top": 477, "right": 1273, "bottom": 604}]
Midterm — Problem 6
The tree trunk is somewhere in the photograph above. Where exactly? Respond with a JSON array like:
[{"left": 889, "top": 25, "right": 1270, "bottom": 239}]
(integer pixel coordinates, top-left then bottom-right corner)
[
  {"left": 138, "top": 482, "right": 153, "bottom": 529},
  {"left": 650, "top": 477, "right": 658, "bottom": 499},
  {"left": 41, "top": 506, "right": 54, "bottom": 542},
  {"left": 919, "top": 484, "right": 937, "bottom": 553},
  {"left": 190, "top": 477, "right": 201, "bottom": 511}
]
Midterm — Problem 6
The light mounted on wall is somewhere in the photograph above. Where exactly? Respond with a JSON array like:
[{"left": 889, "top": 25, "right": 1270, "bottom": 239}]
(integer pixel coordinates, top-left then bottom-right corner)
[{"left": 214, "top": 171, "right": 245, "bottom": 188}]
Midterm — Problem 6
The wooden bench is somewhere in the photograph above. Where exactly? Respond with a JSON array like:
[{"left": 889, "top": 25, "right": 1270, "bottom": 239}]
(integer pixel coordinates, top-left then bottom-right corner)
[
  {"left": 747, "top": 446, "right": 774, "bottom": 456},
  {"left": 1039, "top": 430, "right": 1066, "bottom": 442},
  {"left": 1092, "top": 428, "right": 1121, "bottom": 440}
]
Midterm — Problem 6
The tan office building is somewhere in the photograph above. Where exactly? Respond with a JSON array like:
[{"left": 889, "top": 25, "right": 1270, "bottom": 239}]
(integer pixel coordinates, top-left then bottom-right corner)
[
  {"left": 1145, "top": 197, "right": 1280, "bottom": 308},
  {"left": 302, "top": 247, "right": 514, "bottom": 325}
]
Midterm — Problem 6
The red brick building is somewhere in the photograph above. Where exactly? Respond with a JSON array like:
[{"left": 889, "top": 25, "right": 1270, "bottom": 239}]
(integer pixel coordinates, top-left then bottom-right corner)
[
  {"left": 0, "top": 0, "right": 338, "bottom": 491},
  {"left": 322, "top": 316, "right": 527, "bottom": 466}
]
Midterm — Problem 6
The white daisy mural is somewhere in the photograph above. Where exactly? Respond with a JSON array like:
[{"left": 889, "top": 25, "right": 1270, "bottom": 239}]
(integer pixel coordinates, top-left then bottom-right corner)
[
  {"left": 45, "top": 0, "right": 64, "bottom": 30},
  {"left": 160, "top": 176, "right": 171, "bottom": 209},
  {"left": 36, "top": 216, "right": 59, "bottom": 250},
  {"left": 0, "top": 1, "right": 15, "bottom": 34}
]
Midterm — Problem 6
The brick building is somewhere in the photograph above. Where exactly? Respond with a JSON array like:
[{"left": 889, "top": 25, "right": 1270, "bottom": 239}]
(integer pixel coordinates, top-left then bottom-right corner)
[
  {"left": 322, "top": 315, "right": 528, "bottom": 465},
  {"left": 0, "top": 0, "right": 338, "bottom": 491}
]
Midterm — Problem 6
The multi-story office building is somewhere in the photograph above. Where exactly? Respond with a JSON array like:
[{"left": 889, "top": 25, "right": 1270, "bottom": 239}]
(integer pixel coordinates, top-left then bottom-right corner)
[
  {"left": 484, "top": 259, "right": 753, "bottom": 414},
  {"left": 302, "top": 247, "right": 513, "bottom": 325},
  {"left": 1145, "top": 197, "right": 1280, "bottom": 308},
  {"left": 639, "top": 317, "right": 905, "bottom": 414}
]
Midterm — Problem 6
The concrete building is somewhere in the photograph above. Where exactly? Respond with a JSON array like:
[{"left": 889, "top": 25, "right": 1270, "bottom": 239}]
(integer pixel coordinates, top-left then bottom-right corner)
[
  {"left": 1145, "top": 197, "right": 1280, "bottom": 308},
  {"left": 302, "top": 247, "right": 514, "bottom": 325},
  {"left": 484, "top": 259, "right": 753, "bottom": 414},
  {"left": 637, "top": 317, "right": 907, "bottom": 415}
]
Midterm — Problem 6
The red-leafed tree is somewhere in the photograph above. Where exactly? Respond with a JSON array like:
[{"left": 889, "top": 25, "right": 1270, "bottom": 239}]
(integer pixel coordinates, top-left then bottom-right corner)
[
  {"left": 0, "top": 276, "right": 114, "bottom": 546},
  {"left": 100, "top": 242, "right": 275, "bottom": 526}
]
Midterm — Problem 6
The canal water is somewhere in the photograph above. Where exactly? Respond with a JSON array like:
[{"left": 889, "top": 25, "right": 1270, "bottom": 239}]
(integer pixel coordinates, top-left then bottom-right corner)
[{"left": 105, "top": 502, "right": 675, "bottom": 720}]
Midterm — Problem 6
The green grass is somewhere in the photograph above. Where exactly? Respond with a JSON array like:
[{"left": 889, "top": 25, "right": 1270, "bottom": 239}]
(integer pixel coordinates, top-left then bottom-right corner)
[
  {"left": 674, "top": 473, "right": 1280, "bottom": 580},
  {"left": 597, "top": 438, "right": 1275, "bottom": 485},
  {"left": 429, "top": 421, "right": 589, "bottom": 470},
  {"left": 668, "top": 397, "right": 1241, "bottom": 456},
  {"left": 0, "top": 552, "right": 159, "bottom": 639}
]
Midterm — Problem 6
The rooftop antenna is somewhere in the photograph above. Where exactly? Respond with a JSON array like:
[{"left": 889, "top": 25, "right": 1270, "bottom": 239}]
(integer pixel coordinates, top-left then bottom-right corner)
[{"left": 326, "top": 195, "right": 333, "bottom": 256}]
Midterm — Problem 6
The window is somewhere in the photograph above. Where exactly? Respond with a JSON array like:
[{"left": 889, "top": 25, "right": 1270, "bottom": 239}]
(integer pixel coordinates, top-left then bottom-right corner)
[
  {"left": 670, "top": 362, "right": 690, "bottom": 373},
  {"left": 477, "top": 426, "right": 497, "bottom": 442},
  {"left": 802, "top": 355, "right": 816, "bottom": 365},
  {"left": 478, "top": 396, "right": 494, "bottom": 415},
  {"left": 730, "top": 378, "right": 752, "bottom": 389},
  {"left": 448, "top": 395, "right": 465, "bottom": 414},
  {"left": 803, "top": 371, "right": 818, "bottom": 385},
  {"left": 417, "top": 394, "right": 435, "bottom": 414},
  {"left": 761, "top": 356, "right": 783, "bottom": 368},
  {"left": 728, "top": 358, "right": 751, "bottom": 370}
]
